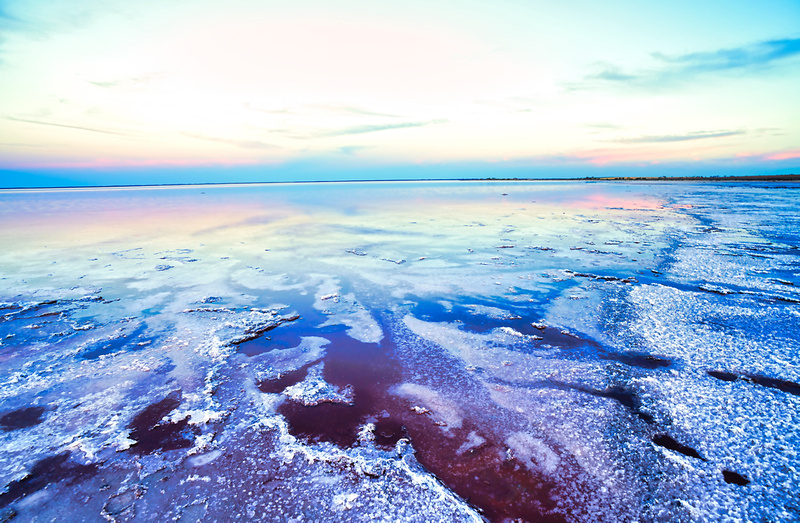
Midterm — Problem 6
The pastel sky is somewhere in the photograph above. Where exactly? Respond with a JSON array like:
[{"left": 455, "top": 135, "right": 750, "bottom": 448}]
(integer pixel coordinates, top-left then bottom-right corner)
[{"left": 1, "top": 0, "right": 799, "bottom": 186}]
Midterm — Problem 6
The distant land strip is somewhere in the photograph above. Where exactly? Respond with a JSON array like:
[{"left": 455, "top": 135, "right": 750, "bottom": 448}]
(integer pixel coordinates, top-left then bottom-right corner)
[
  {"left": 1, "top": 173, "right": 799, "bottom": 191},
  {"left": 471, "top": 174, "right": 800, "bottom": 182}
]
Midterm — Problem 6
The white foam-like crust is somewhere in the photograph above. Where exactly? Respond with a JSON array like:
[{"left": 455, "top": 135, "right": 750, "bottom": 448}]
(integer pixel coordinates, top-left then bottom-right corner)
[
  {"left": 251, "top": 336, "right": 329, "bottom": 383},
  {"left": 314, "top": 289, "right": 384, "bottom": 344},
  {"left": 390, "top": 383, "right": 463, "bottom": 430},
  {"left": 282, "top": 362, "right": 355, "bottom": 406},
  {"left": 455, "top": 431, "right": 485, "bottom": 456},
  {"left": 505, "top": 431, "right": 560, "bottom": 475},
  {"left": 465, "top": 303, "right": 520, "bottom": 319}
]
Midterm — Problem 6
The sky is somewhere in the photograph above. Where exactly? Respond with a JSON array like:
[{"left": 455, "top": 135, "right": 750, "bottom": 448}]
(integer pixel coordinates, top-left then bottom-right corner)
[{"left": 0, "top": 0, "right": 799, "bottom": 187}]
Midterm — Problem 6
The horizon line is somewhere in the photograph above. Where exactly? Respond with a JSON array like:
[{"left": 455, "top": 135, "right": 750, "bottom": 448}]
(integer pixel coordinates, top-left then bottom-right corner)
[{"left": 1, "top": 173, "right": 799, "bottom": 191}]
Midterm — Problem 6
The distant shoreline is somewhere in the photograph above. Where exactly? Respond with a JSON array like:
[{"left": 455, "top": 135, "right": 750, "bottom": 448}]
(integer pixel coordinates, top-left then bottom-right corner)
[
  {"left": 465, "top": 174, "right": 800, "bottom": 182},
  {"left": 1, "top": 173, "right": 798, "bottom": 191}
]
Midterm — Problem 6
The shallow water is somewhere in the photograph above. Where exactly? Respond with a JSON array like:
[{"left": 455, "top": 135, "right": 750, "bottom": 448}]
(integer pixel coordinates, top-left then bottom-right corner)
[{"left": 0, "top": 180, "right": 798, "bottom": 522}]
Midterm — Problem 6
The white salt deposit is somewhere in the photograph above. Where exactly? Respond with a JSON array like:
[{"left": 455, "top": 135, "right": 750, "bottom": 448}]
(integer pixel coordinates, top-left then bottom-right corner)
[{"left": 0, "top": 181, "right": 797, "bottom": 522}]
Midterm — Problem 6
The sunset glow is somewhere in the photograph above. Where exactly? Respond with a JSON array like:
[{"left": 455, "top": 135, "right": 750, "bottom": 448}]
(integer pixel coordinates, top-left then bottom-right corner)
[{"left": 1, "top": 0, "right": 798, "bottom": 186}]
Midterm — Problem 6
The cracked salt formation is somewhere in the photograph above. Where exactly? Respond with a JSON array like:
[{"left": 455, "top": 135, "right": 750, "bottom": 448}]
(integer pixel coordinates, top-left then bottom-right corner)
[{"left": 0, "top": 181, "right": 798, "bottom": 522}]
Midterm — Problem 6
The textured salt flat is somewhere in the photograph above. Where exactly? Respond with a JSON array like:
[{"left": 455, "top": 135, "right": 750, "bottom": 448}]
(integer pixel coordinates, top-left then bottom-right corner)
[{"left": 0, "top": 181, "right": 797, "bottom": 522}]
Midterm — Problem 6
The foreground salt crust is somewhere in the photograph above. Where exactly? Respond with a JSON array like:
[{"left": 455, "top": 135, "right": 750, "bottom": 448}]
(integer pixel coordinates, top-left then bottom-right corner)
[{"left": 0, "top": 181, "right": 797, "bottom": 522}]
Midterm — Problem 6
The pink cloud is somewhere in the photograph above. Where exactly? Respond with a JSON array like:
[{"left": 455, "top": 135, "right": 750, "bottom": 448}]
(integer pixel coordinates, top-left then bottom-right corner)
[{"left": 765, "top": 149, "right": 800, "bottom": 161}]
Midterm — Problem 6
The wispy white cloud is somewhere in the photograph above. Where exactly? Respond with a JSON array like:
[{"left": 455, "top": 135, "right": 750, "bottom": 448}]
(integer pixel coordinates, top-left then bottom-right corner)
[
  {"left": 89, "top": 72, "right": 166, "bottom": 89},
  {"left": 244, "top": 102, "right": 400, "bottom": 118},
  {"left": 585, "top": 122, "right": 625, "bottom": 130},
  {"left": 313, "top": 120, "right": 445, "bottom": 138},
  {"left": 580, "top": 37, "right": 800, "bottom": 89},
  {"left": 337, "top": 145, "right": 370, "bottom": 155},
  {"left": 653, "top": 38, "right": 800, "bottom": 73},
  {"left": 6, "top": 115, "right": 129, "bottom": 136},
  {"left": 275, "top": 119, "right": 446, "bottom": 140},
  {"left": 609, "top": 130, "right": 746, "bottom": 144},
  {"left": 306, "top": 103, "right": 400, "bottom": 118},
  {"left": 182, "top": 132, "right": 278, "bottom": 150}
]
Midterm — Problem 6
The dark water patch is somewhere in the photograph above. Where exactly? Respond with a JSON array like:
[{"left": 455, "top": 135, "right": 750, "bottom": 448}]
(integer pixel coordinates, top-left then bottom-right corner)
[
  {"left": 370, "top": 414, "right": 407, "bottom": 448},
  {"left": 265, "top": 298, "right": 613, "bottom": 521},
  {"left": 409, "top": 299, "right": 453, "bottom": 323},
  {"left": 6, "top": 297, "right": 99, "bottom": 324},
  {"left": 745, "top": 374, "right": 800, "bottom": 396},
  {"left": 277, "top": 331, "right": 400, "bottom": 448},
  {"left": 698, "top": 284, "right": 735, "bottom": 296},
  {"left": 459, "top": 314, "right": 597, "bottom": 353},
  {"left": 423, "top": 447, "right": 568, "bottom": 519},
  {"left": 408, "top": 294, "right": 673, "bottom": 372},
  {"left": 652, "top": 434, "right": 705, "bottom": 460},
  {"left": 0, "top": 406, "right": 46, "bottom": 431},
  {"left": 613, "top": 352, "right": 672, "bottom": 369},
  {"left": 127, "top": 391, "right": 194, "bottom": 455},
  {"left": 238, "top": 285, "right": 352, "bottom": 356},
  {"left": 14, "top": 301, "right": 59, "bottom": 319},
  {"left": 274, "top": 323, "right": 566, "bottom": 521},
  {"left": 565, "top": 270, "right": 638, "bottom": 283},
  {"left": 597, "top": 387, "right": 655, "bottom": 424},
  {"left": 279, "top": 402, "right": 362, "bottom": 448},
  {"left": 0, "top": 301, "right": 73, "bottom": 342},
  {"left": 563, "top": 383, "right": 654, "bottom": 423},
  {"left": 0, "top": 452, "right": 98, "bottom": 509},
  {"left": 397, "top": 414, "right": 566, "bottom": 522},
  {"left": 239, "top": 318, "right": 347, "bottom": 357},
  {"left": 722, "top": 469, "right": 750, "bottom": 486},
  {"left": 708, "top": 370, "right": 739, "bottom": 382},
  {"left": 708, "top": 370, "right": 800, "bottom": 395},
  {"left": 486, "top": 377, "right": 656, "bottom": 424},
  {"left": 257, "top": 363, "right": 316, "bottom": 394},
  {"left": 79, "top": 323, "right": 152, "bottom": 360},
  {"left": 237, "top": 322, "right": 301, "bottom": 357}
]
